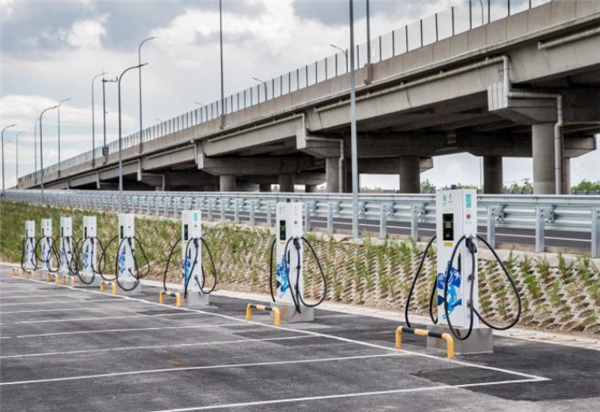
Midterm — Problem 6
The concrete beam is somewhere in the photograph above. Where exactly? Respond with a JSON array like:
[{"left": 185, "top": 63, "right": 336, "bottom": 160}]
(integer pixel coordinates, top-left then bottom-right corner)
[
  {"left": 241, "top": 173, "right": 325, "bottom": 186},
  {"left": 198, "top": 154, "right": 318, "bottom": 176},
  {"left": 359, "top": 157, "right": 433, "bottom": 174},
  {"left": 141, "top": 145, "right": 196, "bottom": 171}
]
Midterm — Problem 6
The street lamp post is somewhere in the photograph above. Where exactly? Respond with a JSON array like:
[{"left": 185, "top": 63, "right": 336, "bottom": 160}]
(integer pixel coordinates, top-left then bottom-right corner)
[
  {"left": 33, "top": 119, "right": 38, "bottom": 173},
  {"left": 39, "top": 105, "right": 59, "bottom": 204},
  {"left": 219, "top": 0, "right": 225, "bottom": 125},
  {"left": 15, "top": 131, "right": 24, "bottom": 188},
  {"left": 349, "top": 0, "right": 359, "bottom": 238},
  {"left": 57, "top": 97, "right": 71, "bottom": 175},
  {"left": 330, "top": 44, "right": 349, "bottom": 73},
  {"left": 366, "top": 0, "right": 371, "bottom": 64},
  {"left": 478, "top": 0, "right": 485, "bottom": 25},
  {"left": 138, "top": 36, "right": 156, "bottom": 149},
  {"left": 102, "top": 76, "right": 118, "bottom": 156},
  {"left": 92, "top": 72, "right": 106, "bottom": 166},
  {"left": 1, "top": 124, "right": 17, "bottom": 193},
  {"left": 118, "top": 63, "right": 148, "bottom": 213}
]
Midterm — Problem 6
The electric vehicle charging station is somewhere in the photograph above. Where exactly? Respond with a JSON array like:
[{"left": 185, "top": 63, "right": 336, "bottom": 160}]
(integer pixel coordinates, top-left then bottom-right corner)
[
  {"left": 181, "top": 210, "right": 209, "bottom": 306},
  {"left": 80, "top": 216, "right": 101, "bottom": 286},
  {"left": 22, "top": 220, "right": 36, "bottom": 271},
  {"left": 405, "top": 188, "right": 521, "bottom": 355},
  {"left": 40, "top": 219, "right": 56, "bottom": 280},
  {"left": 161, "top": 210, "right": 218, "bottom": 307},
  {"left": 59, "top": 217, "right": 73, "bottom": 280},
  {"left": 429, "top": 189, "right": 492, "bottom": 353},
  {"left": 267, "top": 201, "right": 327, "bottom": 323},
  {"left": 116, "top": 214, "right": 142, "bottom": 293}
]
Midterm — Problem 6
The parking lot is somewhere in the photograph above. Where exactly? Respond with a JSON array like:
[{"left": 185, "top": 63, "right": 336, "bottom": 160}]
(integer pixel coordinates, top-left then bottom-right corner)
[{"left": 1, "top": 264, "right": 599, "bottom": 411}]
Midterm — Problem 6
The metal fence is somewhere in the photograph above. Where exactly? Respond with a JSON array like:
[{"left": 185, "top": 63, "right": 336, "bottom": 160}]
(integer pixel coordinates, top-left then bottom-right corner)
[
  {"left": 3, "top": 189, "right": 599, "bottom": 257},
  {"left": 20, "top": 0, "right": 552, "bottom": 185}
]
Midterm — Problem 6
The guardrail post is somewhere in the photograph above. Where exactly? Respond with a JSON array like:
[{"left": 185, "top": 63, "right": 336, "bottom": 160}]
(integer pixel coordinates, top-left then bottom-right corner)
[
  {"left": 592, "top": 208, "right": 600, "bottom": 258},
  {"left": 328, "top": 202, "right": 340, "bottom": 234},
  {"left": 305, "top": 201, "right": 316, "bottom": 231},
  {"left": 208, "top": 199, "right": 214, "bottom": 221},
  {"left": 220, "top": 199, "right": 228, "bottom": 221},
  {"left": 174, "top": 197, "right": 179, "bottom": 217},
  {"left": 486, "top": 205, "right": 504, "bottom": 248},
  {"left": 234, "top": 199, "right": 241, "bottom": 223},
  {"left": 380, "top": 203, "right": 393, "bottom": 238},
  {"left": 267, "top": 201, "right": 276, "bottom": 226},
  {"left": 535, "top": 206, "right": 554, "bottom": 253},
  {"left": 411, "top": 203, "right": 425, "bottom": 241}
]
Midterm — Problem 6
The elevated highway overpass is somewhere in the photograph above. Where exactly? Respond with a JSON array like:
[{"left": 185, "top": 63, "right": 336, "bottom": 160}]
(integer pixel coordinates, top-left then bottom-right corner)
[{"left": 18, "top": 0, "right": 600, "bottom": 195}]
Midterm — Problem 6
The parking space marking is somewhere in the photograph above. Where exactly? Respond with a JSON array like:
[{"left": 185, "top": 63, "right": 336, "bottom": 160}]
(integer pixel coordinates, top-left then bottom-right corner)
[
  {"left": 0, "top": 294, "right": 89, "bottom": 300},
  {"left": 14, "top": 322, "right": 249, "bottom": 339},
  {"left": 0, "top": 303, "right": 134, "bottom": 314},
  {"left": 145, "top": 378, "right": 547, "bottom": 412},
  {"left": 0, "top": 353, "right": 408, "bottom": 386},
  {"left": 0, "top": 311, "right": 201, "bottom": 326},
  {"left": 1, "top": 335, "right": 317, "bottom": 359},
  {"left": 0, "top": 269, "right": 551, "bottom": 383},
  {"left": 0, "top": 298, "right": 120, "bottom": 307}
]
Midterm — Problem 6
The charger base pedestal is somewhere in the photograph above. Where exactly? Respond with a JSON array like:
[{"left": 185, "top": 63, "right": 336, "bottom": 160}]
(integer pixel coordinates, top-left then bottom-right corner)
[
  {"left": 272, "top": 302, "right": 314, "bottom": 323},
  {"left": 185, "top": 292, "right": 210, "bottom": 307},
  {"left": 427, "top": 325, "right": 493, "bottom": 355}
]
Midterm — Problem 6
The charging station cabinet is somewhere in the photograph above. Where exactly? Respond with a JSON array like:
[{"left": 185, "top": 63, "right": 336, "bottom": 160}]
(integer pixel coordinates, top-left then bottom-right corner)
[
  {"left": 79, "top": 216, "right": 101, "bottom": 286},
  {"left": 273, "top": 201, "right": 314, "bottom": 323},
  {"left": 428, "top": 189, "right": 492, "bottom": 354},
  {"left": 59, "top": 217, "right": 73, "bottom": 276},
  {"left": 24, "top": 221, "right": 36, "bottom": 271},
  {"left": 40, "top": 219, "right": 53, "bottom": 278},
  {"left": 181, "top": 210, "right": 208, "bottom": 306},
  {"left": 117, "top": 214, "right": 141, "bottom": 292}
]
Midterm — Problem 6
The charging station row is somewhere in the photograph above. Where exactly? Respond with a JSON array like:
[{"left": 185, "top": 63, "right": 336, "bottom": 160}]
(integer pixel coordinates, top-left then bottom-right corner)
[{"left": 17, "top": 192, "right": 522, "bottom": 356}]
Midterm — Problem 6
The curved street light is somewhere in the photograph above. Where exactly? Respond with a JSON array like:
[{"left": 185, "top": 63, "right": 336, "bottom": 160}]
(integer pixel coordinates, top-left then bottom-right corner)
[
  {"left": 39, "top": 105, "right": 59, "bottom": 203},
  {"left": 252, "top": 77, "right": 268, "bottom": 102},
  {"left": 138, "top": 36, "right": 157, "bottom": 139},
  {"left": 330, "top": 44, "right": 349, "bottom": 72},
  {"left": 57, "top": 97, "right": 71, "bottom": 174},
  {"left": 14, "top": 131, "right": 25, "bottom": 188},
  {"left": 1, "top": 123, "right": 17, "bottom": 193},
  {"left": 118, "top": 63, "right": 148, "bottom": 212},
  {"left": 92, "top": 72, "right": 107, "bottom": 165}
]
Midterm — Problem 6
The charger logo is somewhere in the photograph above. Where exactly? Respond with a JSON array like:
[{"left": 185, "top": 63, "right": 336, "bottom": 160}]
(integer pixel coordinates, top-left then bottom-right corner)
[
  {"left": 437, "top": 266, "right": 462, "bottom": 321},
  {"left": 276, "top": 254, "right": 290, "bottom": 299}
]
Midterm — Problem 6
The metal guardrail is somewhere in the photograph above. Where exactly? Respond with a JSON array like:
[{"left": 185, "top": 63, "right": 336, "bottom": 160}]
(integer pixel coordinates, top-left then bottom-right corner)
[
  {"left": 19, "top": 0, "right": 552, "bottom": 185},
  {"left": 2, "top": 189, "right": 599, "bottom": 257}
]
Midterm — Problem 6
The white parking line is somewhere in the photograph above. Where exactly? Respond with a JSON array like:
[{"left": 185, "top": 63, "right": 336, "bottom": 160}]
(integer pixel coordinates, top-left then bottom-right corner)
[
  {"left": 0, "top": 353, "right": 407, "bottom": 386},
  {"left": 15, "top": 322, "right": 249, "bottom": 339},
  {"left": 0, "top": 294, "right": 84, "bottom": 300},
  {"left": 1, "top": 335, "right": 317, "bottom": 359},
  {"left": 0, "top": 302, "right": 132, "bottom": 314},
  {"left": 1, "top": 268, "right": 550, "bottom": 383},
  {"left": 0, "top": 311, "right": 201, "bottom": 326},
  {"left": 145, "top": 378, "right": 547, "bottom": 412},
  {"left": 0, "top": 298, "right": 122, "bottom": 307}
]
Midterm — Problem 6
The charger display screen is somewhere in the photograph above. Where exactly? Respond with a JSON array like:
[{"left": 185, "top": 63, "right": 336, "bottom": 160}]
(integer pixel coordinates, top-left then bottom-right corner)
[
  {"left": 279, "top": 221, "right": 287, "bottom": 241},
  {"left": 443, "top": 213, "right": 454, "bottom": 241}
]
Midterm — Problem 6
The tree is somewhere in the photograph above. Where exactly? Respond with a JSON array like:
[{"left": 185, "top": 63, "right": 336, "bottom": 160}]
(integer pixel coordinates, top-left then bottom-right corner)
[
  {"left": 420, "top": 179, "right": 436, "bottom": 193},
  {"left": 571, "top": 180, "right": 600, "bottom": 192}
]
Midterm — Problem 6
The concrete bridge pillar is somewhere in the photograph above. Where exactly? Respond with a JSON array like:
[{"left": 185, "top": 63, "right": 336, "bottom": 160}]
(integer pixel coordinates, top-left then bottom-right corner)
[
  {"left": 326, "top": 158, "right": 343, "bottom": 193},
  {"left": 259, "top": 183, "right": 272, "bottom": 192},
  {"left": 399, "top": 156, "right": 421, "bottom": 194},
  {"left": 305, "top": 184, "right": 318, "bottom": 193},
  {"left": 562, "top": 157, "right": 571, "bottom": 195},
  {"left": 483, "top": 156, "right": 503, "bottom": 194},
  {"left": 532, "top": 124, "right": 556, "bottom": 195},
  {"left": 279, "top": 174, "right": 295, "bottom": 193},
  {"left": 220, "top": 175, "right": 237, "bottom": 192}
]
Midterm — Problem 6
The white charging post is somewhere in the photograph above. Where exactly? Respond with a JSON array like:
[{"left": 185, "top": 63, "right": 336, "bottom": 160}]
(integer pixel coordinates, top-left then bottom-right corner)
[
  {"left": 274, "top": 201, "right": 314, "bottom": 323},
  {"left": 40, "top": 219, "right": 54, "bottom": 278},
  {"left": 24, "top": 221, "right": 36, "bottom": 271},
  {"left": 428, "top": 189, "right": 492, "bottom": 353},
  {"left": 81, "top": 216, "right": 101, "bottom": 286},
  {"left": 181, "top": 210, "right": 208, "bottom": 306},
  {"left": 59, "top": 217, "right": 73, "bottom": 276},
  {"left": 117, "top": 214, "right": 140, "bottom": 292}
]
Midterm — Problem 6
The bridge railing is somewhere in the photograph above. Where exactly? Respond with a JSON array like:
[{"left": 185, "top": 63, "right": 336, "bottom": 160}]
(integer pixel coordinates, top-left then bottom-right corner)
[
  {"left": 19, "top": 0, "right": 553, "bottom": 186},
  {"left": 3, "top": 189, "right": 599, "bottom": 258}
]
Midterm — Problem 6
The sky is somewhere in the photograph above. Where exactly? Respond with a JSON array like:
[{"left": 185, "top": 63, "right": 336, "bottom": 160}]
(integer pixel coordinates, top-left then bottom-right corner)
[{"left": 1, "top": 0, "right": 599, "bottom": 190}]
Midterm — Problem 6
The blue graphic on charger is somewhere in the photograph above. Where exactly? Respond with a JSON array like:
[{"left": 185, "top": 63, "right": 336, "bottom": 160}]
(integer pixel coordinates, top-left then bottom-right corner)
[
  {"left": 437, "top": 264, "right": 462, "bottom": 321},
  {"left": 276, "top": 253, "right": 290, "bottom": 299},
  {"left": 118, "top": 250, "right": 126, "bottom": 274},
  {"left": 183, "top": 250, "right": 192, "bottom": 282},
  {"left": 83, "top": 248, "right": 89, "bottom": 270},
  {"left": 60, "top": 250, "right": 66, "bottom": 267}
]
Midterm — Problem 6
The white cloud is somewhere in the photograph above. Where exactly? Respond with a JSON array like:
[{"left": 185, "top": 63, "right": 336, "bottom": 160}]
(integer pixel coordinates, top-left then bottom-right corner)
[{"left": 67, "top": 18, "right": 107, "bottom": 49}]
